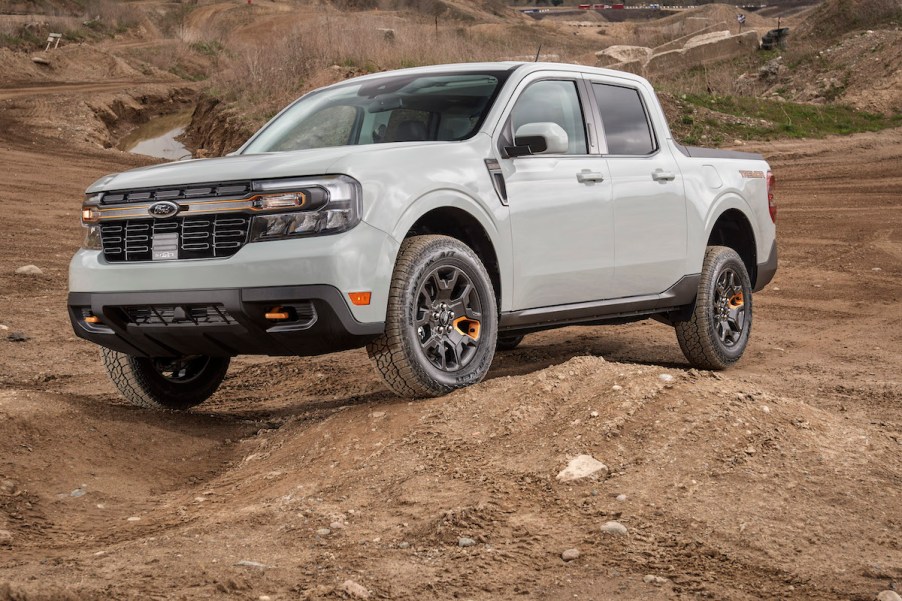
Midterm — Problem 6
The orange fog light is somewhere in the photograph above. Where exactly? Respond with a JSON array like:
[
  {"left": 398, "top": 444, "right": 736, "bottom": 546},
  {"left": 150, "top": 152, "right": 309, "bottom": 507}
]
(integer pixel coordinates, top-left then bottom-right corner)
[
  {"left": 348, "top": 291, "right": 371, "bottom": 306},
  {"left": 84, "top": 315, "right": 101, "bottom": 324}
]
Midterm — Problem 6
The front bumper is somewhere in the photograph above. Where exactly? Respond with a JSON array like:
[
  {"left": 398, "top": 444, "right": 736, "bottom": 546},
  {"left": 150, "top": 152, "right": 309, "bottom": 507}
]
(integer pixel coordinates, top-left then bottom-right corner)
[{"left": 68, "top": 285, "right": 384, "bottom": 358}]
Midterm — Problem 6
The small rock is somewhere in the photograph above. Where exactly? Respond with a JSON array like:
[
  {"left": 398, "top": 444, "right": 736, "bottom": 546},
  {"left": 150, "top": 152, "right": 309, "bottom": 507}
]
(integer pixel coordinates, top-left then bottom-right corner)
[
  {"left": 745, "top": 446, "right": 756, "bottom": 455},
  {"left": 7, "top": 332, "right": 29, "bottom": 342},
  {"left": 0, "top": 324, "right": 8, "bottom": 331},
  {"left": 259, "top": 596, "right": 272, "bottom": 601},
  {"left": 14, "top": 265, "right": 43, "bottom": 275},
  {"left": 612, "top": 385, "right": 623, "bottom": 391},
  {"left": 556, "top": 454, "right": 608, "bottom": 482},
  {"left": 316, "top": 528, "right": 331, "bottom": 536},
  {"left": 590, "top": 410, "right": 599, "bottom": 418},
  {"left": 70, "top": 488, "right": 86, "bottom": 498},
  {"left": 329, "top": 521, "right": 345, "bottom": 530},
  {"left": 126, "top": 516, "right": 141, "bottom": 522},
  {"left": 341, "top": 579, "right": 370, "bottom": 599},
  {"left": 370, "top": 411, "right": 386, "bottom": 418},
  {"left": 0, "top": 530, "right": 12, "bottom": 545},
  {"left": 0, "top": 480, "right": 16, "bottom": 495},
  {"left": 877, "top": 592, "right": 902, "bottom": 601},
  {"left": 398, "top": 541, "right": 410, "bottom": 549},
  {"left": 561, "top": 548, "right": 580, "bottom": 561},
  {"left": 616, "top": 494, "right": 627, "bottom": 502},
  {"left": 659, "top": 374, "right": 674, "bottom": 383},
  {"left": 871, "top": 267, "right": 882, "bottom": 272},
  {"left": 643, "top": 574, "right": 668, "bottom": 586},
  {"left": 458, "top": 537, "right": 476, "bottom": 547},
  {"left": 31, "top": 56, "right": 50, "bottom": 66},
  {"left": 235, "top": 560, "right": 267, "bottom": 569},
  {"left": 600, "top": 521, "right": 628, "bottom": 536}
]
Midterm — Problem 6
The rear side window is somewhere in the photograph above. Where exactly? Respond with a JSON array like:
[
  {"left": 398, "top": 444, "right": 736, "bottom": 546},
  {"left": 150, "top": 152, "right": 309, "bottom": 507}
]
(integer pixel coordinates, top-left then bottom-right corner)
[
  {"left": 511, "top": 80, "right": 588, "bottom": 155},
  {"left": 593, "top": 83, "right": 655, "bottom": 155}
]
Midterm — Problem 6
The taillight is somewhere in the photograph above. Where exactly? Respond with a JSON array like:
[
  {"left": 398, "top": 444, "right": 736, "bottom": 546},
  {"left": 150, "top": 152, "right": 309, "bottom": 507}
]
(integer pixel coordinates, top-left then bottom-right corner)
[{"left": 767, "top": 170, "right": 776, "bottom": 223}]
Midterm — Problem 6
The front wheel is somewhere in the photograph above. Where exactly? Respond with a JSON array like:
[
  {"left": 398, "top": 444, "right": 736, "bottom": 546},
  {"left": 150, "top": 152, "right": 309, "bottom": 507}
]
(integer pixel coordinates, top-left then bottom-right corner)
[
  {"left": 674, "top": 246, "right": 753, "bottom": 370},
  {"left": 101, "top": 349, "right": 230, "bottom": 410},
  {"left": 367, "top": 235, "right": 498, "bottom": 398}
]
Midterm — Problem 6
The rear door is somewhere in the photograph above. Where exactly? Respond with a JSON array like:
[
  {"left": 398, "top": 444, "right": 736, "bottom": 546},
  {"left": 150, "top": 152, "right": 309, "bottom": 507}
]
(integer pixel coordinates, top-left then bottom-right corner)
[
  {"left": 497, "top": 75, "right": 615, "bottom": 310},
  {"left": 585, "top": 78, "right": 688, "bottom": 298}
]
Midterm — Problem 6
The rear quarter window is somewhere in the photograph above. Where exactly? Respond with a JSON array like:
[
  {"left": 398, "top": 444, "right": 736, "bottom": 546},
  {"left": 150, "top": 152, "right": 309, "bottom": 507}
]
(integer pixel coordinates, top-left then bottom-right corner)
[{"left": 593, "top": 83, "right": 656, "bottom": 156}]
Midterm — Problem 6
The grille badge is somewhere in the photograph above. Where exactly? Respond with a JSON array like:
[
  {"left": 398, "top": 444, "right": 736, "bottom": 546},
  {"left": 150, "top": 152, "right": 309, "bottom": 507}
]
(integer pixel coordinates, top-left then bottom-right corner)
[{"left": 148, "top": 201, "right": 180, "bottom": 219}]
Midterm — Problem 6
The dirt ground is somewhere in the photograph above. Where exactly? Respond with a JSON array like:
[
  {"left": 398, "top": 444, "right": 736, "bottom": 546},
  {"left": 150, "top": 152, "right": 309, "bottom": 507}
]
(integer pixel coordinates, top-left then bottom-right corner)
[{"left": 0, "top": 72, "right": 900, "bottom": 601}]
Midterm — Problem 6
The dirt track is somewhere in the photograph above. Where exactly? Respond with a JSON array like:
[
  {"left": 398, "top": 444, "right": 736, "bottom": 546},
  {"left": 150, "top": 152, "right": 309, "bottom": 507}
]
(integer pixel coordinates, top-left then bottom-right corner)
[{"left": 0, "top": 81, "right": 900, "bottom": 600}]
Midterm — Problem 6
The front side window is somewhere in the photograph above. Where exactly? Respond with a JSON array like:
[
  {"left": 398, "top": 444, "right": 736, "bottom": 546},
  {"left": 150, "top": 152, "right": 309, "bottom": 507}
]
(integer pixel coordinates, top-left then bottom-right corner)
[
  {"left": 243, "top": 72, "right": 508, "bottom": 153},
  {"left": 592, "top": 83, "right": 656, "bottom": 155},
  {"left": 510, "top": 80, "right": 588, "bottom": 155}
]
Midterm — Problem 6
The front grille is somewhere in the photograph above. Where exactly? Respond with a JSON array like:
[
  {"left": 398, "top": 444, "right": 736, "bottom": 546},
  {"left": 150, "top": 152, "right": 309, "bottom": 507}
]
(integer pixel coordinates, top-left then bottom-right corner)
[
  {"left": 124, "top": 304, "right": 235, "bottom": 326},
  {"left": 101, "top": 181, "right": 252, "bottom": 204},
  {"left": 101, "top": 215, "right": 251, "bottom": 262}
]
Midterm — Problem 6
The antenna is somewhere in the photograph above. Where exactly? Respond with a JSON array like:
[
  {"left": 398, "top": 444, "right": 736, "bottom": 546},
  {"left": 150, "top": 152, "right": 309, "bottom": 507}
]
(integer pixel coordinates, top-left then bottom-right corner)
[{"left": 534, "top": 43, "right": 543, "bottom": 62}]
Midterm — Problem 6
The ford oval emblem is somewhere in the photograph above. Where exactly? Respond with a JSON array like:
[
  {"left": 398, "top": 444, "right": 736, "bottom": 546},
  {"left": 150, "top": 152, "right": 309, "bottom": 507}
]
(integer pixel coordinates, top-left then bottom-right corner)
[{"left": 148, "top": 201, "right": 180, "bottom": 219}]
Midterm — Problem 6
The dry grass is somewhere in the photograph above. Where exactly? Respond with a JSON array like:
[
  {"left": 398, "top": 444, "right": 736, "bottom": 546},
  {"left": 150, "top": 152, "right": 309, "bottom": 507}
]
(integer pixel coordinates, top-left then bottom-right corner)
[{"left": 211, "top": 14, "right": 576, "bottom": 121}]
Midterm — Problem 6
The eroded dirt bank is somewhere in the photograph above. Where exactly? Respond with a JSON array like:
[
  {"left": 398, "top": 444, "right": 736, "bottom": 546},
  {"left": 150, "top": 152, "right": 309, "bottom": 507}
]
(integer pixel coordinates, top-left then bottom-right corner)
[{"left": 0, "top": 84, "right": 900, "bottom": 600}]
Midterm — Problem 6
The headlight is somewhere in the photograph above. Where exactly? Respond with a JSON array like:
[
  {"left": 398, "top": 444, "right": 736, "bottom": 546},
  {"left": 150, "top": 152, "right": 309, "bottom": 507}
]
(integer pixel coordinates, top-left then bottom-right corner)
[
  {"left": 81, "top": 193, "right": 102, "bottom": 249},
  {"left": 248, "top": 175, "right": 361, "bottom": 242},
  {"left": 83, "top": 224, "right": 102, "bottom": 250}
]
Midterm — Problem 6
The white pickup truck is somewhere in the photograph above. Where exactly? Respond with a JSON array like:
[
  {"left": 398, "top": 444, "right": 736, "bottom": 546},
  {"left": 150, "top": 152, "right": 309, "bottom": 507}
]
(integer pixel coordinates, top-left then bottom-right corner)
[{"left": 69, "top": 62, "right": 777, "bottom": 410}]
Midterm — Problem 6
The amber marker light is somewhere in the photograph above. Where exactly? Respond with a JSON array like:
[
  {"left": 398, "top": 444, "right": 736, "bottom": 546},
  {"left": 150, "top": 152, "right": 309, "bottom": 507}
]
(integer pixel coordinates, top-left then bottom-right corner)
[
  {"left": 348, "top": 291, "right": 371, "bottom": 306},
  {"left": 84, "top": 315, "right": 101, "bottom": 324},
  {"left": 81, "top": 206, "right": 101, "bottom": 224}
]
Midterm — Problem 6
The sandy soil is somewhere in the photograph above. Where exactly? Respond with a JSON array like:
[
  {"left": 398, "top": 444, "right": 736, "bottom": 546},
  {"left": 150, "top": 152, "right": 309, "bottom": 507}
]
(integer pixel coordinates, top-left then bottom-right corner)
[{"left": 0, "top": 58, "right": 900, "bottom": 601}]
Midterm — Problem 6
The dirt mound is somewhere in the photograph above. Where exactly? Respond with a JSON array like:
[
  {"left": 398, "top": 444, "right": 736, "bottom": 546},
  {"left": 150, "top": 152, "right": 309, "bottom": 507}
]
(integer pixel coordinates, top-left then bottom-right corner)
[
  {"left": 799, "top": 0, "right": 902, "bottom": 37},
  {"left": 2, "top": 351, "right": 900, "bottom": 599}
]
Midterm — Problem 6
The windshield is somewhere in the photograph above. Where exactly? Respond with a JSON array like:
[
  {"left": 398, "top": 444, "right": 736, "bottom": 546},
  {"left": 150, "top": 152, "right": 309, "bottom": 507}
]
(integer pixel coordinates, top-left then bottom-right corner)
[{"left": 242, "top": 70, "right": 509, "bottom": 154}]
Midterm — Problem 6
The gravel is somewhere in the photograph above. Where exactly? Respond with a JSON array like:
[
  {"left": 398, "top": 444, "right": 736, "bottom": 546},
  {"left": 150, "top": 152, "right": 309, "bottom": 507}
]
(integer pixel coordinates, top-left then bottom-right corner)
[
  {"left": 561, "top": 548, "right": 580, "bottom": 561},
  {"left": 15, "top": 265, "right": 43, "bottom": 275},
  {"left": 600, "top": 521, "right": 628, "bottom": 535},
  {"left": 556, "top": 454, "right": 608, "bottom": 482},
  {"left": 341, "top": 579, "right": 370, "bottom": 599}
]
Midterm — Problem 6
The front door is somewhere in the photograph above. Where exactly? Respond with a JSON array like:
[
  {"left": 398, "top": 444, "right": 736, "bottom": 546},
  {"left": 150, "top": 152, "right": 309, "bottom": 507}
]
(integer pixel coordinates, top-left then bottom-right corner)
[{"left": 498, "top": 77, "right": 615, "bottom": 310}]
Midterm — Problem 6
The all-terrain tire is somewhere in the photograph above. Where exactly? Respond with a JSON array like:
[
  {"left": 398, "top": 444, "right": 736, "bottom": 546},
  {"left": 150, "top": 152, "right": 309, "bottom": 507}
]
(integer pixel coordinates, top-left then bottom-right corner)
[
  {"left": 367, "top": 235, "right": 498, "bottom": 398},
  {"left": 496, "top": 334, "right": 525, "bottom": 351},
  {"left": 101, "top": 349, "right": 230, "bottom": 411},
  {"left": 675, "top": 246, "right": 753, "bottom": 370}
]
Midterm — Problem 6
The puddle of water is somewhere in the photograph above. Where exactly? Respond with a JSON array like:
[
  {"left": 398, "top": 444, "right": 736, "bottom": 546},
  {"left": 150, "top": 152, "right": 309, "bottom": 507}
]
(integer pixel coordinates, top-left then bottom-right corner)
[{"left": 118, "top": 110, "right": 194, "bottom": 161}]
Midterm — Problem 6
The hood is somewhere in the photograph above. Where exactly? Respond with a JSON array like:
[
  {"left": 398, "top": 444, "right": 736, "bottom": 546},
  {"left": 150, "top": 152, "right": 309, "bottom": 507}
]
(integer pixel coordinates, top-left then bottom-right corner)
[{"left": 86, "top": 143, "right": 437, "bottom": 193}]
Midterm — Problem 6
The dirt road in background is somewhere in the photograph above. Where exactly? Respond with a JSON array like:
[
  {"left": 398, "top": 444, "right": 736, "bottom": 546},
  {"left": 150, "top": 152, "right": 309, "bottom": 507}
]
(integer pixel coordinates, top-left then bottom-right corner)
[{"left": 0, "top": 83, "right": 899, "bottom": 600}]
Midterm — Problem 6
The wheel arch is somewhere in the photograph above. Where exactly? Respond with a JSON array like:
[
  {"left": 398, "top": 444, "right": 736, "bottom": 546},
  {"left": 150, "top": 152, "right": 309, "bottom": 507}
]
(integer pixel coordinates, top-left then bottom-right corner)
[
  {"left": 390, "top": 192, "right": 507, "bottom": 310},
  {"left": 403, "top": 206, "right": 502, "bottom": 309},
  {"left": 706, "top": 207, "right": 758, "bottom": 286}
]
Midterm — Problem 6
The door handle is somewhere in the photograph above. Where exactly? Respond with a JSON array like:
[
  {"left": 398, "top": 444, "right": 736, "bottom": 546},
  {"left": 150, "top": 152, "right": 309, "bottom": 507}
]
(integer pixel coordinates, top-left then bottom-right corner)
[
  {"left": 652, "top": 170, "right": 677, "bottom": 182},
  {"left": 577, "top": 171, "right": 605, "bottom": 184}
]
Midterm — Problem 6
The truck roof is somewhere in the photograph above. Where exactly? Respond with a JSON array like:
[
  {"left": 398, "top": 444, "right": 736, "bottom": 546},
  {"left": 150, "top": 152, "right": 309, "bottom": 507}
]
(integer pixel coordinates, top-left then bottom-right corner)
[{"left": 329, "top": 61, "right": 652, "bottom": 89}]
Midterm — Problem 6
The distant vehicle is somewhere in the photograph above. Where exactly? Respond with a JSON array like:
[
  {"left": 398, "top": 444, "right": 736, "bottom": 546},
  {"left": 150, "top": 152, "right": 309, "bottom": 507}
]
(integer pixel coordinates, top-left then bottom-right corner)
[
  {"left": 612, "top": 3, "right": 625, "bottom": 8},
  {"left": 70, "top": 62, "right": 777, "bottom": 410}
]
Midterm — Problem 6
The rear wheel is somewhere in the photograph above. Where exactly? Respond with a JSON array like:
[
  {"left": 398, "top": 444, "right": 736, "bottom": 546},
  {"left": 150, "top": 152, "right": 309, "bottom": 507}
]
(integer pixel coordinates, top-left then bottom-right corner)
[
  {"left": 674, "top": 246, "right": 752, "bottom": 370},
  {"left": 496, "top": 334, "right": 525, "bottom": 351},
  {"left": 101, "top": 349, "right": 230, "bottom": 410},
  {"left": 367, "top": 235, "right": 497, "bottom": 398}
]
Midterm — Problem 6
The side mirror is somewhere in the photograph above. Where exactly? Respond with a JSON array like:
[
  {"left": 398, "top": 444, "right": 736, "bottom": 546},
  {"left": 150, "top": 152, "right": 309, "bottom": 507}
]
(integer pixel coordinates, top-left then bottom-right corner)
[{"left": 506, "top": 122, "right": 569, "bottom": 157}]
